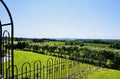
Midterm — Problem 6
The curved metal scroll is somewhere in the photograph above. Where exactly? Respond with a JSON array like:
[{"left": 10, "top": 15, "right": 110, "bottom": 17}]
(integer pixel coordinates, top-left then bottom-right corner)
[
  {"left": 47, "top": 58, "right": 53, "bottom": 79},
  {"left": 0, "top": 0, "right": 14, "bottom": 78}
]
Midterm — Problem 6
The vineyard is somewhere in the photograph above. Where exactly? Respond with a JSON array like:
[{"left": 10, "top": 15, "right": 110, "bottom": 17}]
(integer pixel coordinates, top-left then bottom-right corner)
[
  {"left": 5, "top": 38, "right": 118, "bottom": 79},
  {"left": 2, "top": 38, "right": 120, "bottom": 79},
  {"left": 4, "top": 50, "right": 120, "bottom": 79},
  {"left": 14, "top": 38, "right": 120, "bottom": 70}
]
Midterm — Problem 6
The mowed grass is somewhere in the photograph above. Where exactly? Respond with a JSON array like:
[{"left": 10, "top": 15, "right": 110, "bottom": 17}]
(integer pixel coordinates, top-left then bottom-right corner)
[
  {"left": 13, "top": 50, "right": 120, "bottom": 79},
  {"left": 14, "top": 50, "right": 55, "bottom": 68},
  {"left": 87, "top": 68, "right": 120, "bottom": 79},
  {"left": 13, "top": 50, "right": 87, "bottom": 79},
  {"left": 13, "top": 50, "right": 56, "bottom": 78},
  {"left": 3, "top": 50, "right": 56, "bottom": 78}
]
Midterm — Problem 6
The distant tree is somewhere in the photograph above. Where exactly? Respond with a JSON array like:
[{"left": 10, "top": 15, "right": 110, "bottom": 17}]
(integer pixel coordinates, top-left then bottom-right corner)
[
  {"left": 110, "top": 42, "right": 120, "bottom": 49},
  {"left": 14, "top": 42, "right": 29, "bottom": 50},
  {"left": 32, "top": 45, "right": 39, "bottom": 52},
  {"left": 85, "top": 39, "right": 109, "bottom": 44},
  {"left": 42, "top": 45, "right": 49, "bottom": 54},
  {"left": 65, "top": 40, "right": 84, "bottom": 46},
  {"left": 32, "top": 39, "right": 44, "bottom": 42}
]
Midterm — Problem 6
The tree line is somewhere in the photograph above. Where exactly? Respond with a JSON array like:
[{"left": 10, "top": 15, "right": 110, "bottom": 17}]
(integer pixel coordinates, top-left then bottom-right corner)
[{"left": 14, "top": 41, "right": 120, "bottom": 70}]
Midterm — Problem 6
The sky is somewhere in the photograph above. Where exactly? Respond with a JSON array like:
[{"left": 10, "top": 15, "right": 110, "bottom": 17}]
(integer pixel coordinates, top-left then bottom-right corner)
[{"left": 0, "top": 0, "right": 120, "bottom": 39}]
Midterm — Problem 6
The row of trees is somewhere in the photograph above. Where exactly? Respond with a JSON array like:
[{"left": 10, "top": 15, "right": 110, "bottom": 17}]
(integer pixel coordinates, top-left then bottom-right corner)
[
  {"left": 83, "top": 39, "right": 120, "bottom": 49},
  {"left": 14, "top": 42, "right": 29, "bottom": 50},
  {"left": 65, "top": 41, "right": 84, "bottom": 47},
  {"left": 14, "top": 41, "right": 120, "bottom": 70}
]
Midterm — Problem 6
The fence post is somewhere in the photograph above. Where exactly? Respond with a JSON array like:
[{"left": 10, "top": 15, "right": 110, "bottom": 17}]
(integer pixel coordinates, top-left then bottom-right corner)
[
  {"left": 43, "top": 65, "right": 45, "bottom": 79},
  {"left": 47, "top": 58, "right": 53, "bottom": 79},
  {"left": 0, "top": 21, "right": 2, "bottom": 77},
  {"left": 34, "top": 60, "right": 42, "bottom": 79}
]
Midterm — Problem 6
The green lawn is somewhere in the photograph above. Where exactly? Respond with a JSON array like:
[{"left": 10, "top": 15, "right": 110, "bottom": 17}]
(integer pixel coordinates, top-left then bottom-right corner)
[
  {"left": 12, "top": 50, "right": 88, "bottom": 79},
  {"left": 72, "top": 67, "right": 120, "bottom": 79},
  {"left": 12, "top": 50, "right": 120, "bottom": 79},
  {"left": 14, "top": 50, "right": 55, "bottom": 67},
  {"left": 87, "top": 68, "right": 120, "bottom": 79},
  {"left": 5, "top": 50, "right": 56, "bottom": 78}
]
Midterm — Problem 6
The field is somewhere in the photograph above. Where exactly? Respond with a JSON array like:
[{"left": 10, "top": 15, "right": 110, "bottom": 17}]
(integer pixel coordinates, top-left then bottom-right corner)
[
  {"left": 12, "top": 50, "right": 89, "bottom": 79},
  {"left": 87, "top": 68, "right": 120, "bottom": 79},
  {"left": 4, "top": 50, "right": 55, "bottom": 78},
  {"left": 13, "top": 50, "right": 120, "bottom": 79},
  {"left": 3, "top": 38, "right": 120, "bottom": 79},
  {"left": 73, "top": 68, "right": 120, "bottom": 79},
  {"left": 14, "top": 50, "right": 55, "bottom": 67}
]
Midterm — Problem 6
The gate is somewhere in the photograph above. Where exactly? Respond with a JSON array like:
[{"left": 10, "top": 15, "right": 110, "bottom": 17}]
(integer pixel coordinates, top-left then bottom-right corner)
[{"left": 0, "top": 0, "right": 14, "bottom": 78}]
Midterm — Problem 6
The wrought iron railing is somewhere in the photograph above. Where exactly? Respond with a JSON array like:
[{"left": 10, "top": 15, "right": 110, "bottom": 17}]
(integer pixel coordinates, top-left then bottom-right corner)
[
  {"left": 0, "top": 0, "right": 14, "bottom": 78},
  {"left": 6, "top": 57, "right": 93, "bottom": 79}
]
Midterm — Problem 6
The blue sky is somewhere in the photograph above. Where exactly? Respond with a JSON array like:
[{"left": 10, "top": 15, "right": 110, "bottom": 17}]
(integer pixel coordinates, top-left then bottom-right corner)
[{"left": 1, "top": 0, "right": 120, "bottom": 39}]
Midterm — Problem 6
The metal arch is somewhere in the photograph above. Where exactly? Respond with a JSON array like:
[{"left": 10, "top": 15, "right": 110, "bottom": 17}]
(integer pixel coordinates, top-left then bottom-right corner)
[
  {"left": 34, "top": 60, "right": 42, "bottom": 79},
  {"left": 3, "top": 30, "right": 10, "bottom": 38},
  {"left": 47, "top": 58, "right": 53, "bottom": 79},
  {"left": 0, "top": 0, "right": 14, "bottom": 26},
  {"left": 21, "top": 62, "right": 31, "bottom": 79},
  {"left": 0, "top": 0, "right": 14, "bottom": 78}
]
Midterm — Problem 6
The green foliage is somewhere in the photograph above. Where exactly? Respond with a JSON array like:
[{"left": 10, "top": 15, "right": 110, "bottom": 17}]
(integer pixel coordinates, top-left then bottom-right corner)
[
  {"left": 106, "top": 60, "right": 113, "bottom": 67},
  {"left": 84, "top": 39, "right": 110, "bottom": 44},
  {"left": 110, "top": 42, "right": 120, "bottom": 49},
  {"left": 14, "top": 41, "right": 29, "bottom": 50},
  {"left": 65, "top": 40, "right": 84, "bottom": 46},
  {"left": 13, "top": 38, "right": 120, "bottom": 70},
  {"left": 32, "top": 45, "right": 39, "bottom": 52},
  {"left": 12, "top": 37, "right": 120, "bottom": 78},
  {"left": 32, "top": 38, "right": 58, "bottom": 42}
]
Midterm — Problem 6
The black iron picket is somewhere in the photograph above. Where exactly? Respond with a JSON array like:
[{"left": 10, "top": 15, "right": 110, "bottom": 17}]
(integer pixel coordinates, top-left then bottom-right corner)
[{"left": 0, "top": 0, "right": 14, "bottom": 78}]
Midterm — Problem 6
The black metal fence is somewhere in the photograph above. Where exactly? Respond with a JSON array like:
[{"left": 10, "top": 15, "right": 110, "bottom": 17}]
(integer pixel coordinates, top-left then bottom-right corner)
[
  {"left": 0, "top": 0, "right": 14, "bottom": 78},
  {"left": 5, "top": 57, "right": 94, "bottom": 79}
]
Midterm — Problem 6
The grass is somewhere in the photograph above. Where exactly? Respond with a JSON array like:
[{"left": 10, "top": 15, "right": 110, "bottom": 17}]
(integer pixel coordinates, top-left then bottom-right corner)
[
  {"left": 12, "top": 50, "right": 88, "bottom": 79},
  {"left": 73, "top": 67, "right": 120, "bottom": 79},
  {"left": 11, "top": 41, "right": 120, "bottom": 79},
  {"left": 87, "top": 68, "right": 120, "bottom": 79},
  {"left": 4, "top": 50, "right": 56, "bottom": 78},
  {"left": 6, "top": 50, "right": 120, "bottom": 79},
  {"left": 14, "top": 50, "right": 55, "bottom": 67}
]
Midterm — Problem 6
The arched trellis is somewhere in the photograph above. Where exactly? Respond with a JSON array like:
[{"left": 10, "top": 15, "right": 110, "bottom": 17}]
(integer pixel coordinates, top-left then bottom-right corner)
[{"left": 0, "top": 0, "right": 14, "bottom": 78}]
